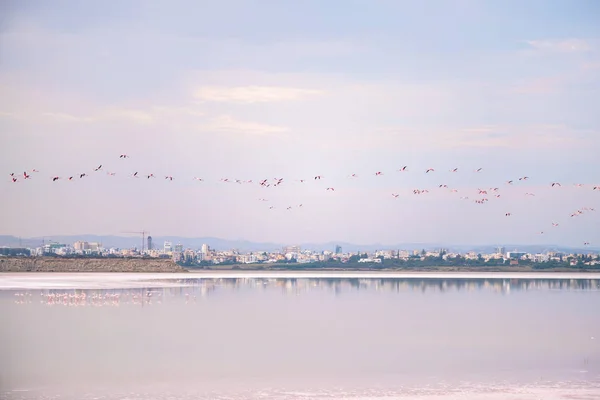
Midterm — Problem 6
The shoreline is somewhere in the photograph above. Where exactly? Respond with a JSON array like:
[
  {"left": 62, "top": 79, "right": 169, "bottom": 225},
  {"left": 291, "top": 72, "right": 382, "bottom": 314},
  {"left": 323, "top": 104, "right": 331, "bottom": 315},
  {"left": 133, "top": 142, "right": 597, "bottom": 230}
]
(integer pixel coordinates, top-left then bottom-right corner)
[
  {"left": 0, "top": 257, "right": 598, "bottom": 274},
  {"left": 0, "top": 257, "right": 187, "bottom": 273},
  {"left": 1, "top": 271, "right": 600, "bottom": 290}
]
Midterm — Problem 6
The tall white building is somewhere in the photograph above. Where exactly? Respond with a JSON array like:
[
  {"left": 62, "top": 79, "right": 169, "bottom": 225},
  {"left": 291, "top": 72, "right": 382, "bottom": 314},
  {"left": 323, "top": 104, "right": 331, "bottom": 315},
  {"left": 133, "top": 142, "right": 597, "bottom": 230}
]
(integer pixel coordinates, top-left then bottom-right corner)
[
  {"left": 201, "top": 243, "right": 209, "bottom": 254},
  {"left": 164, "top": 241, "right": 172, "bottom": 253}
]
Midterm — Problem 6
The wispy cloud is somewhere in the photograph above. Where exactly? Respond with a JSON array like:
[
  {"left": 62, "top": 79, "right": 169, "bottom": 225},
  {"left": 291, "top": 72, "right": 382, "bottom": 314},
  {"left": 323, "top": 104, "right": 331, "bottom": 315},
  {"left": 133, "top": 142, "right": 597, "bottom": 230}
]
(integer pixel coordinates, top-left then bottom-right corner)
[
  {"left": 524, "top": 39, "right": 592, "bottom": 53},
  {"left": 199, "top": 115, "right": 289, "bottom": 136},
  {"left": 365, "top": 123, "right": 594, "bottom": 150},
  {"left": 103, "top": 109, "right": 155, "bottom": 125},
  {"left": 194, "top": 86, "right": 324, "bottom": 104},
  {"left": 0, "top": 111, "right": 20, "bottom": 119},
  {"left": 582, "top": 61, "right": 600, "bottom": 70},
  {"left": 41, "top": 112, "right": 96, "bottom": 123},
  {"left": 509, "top": 76, "right": 564, "bottom": 94}
]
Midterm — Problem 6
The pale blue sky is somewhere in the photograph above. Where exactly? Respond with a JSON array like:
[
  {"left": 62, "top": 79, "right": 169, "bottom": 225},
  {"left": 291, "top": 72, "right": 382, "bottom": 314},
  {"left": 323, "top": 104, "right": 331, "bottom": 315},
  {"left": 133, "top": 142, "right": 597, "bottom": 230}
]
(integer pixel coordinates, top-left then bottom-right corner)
[{"left": 1, "top": 0, "right": 599, "bottom": 246}]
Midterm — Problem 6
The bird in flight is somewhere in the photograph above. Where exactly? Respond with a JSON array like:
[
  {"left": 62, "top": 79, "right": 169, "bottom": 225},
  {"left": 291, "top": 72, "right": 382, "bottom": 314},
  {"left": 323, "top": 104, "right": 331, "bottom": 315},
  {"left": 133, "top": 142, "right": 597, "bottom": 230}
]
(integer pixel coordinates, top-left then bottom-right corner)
[
  {"left": 119, "top": 154, "right": 129, "bottom": 158},
  {"left": 94, "top": 165, "right": 102, "bottom": 171},
  {"left": 551, "top": 182, "right": 561, "bottom": 187},
  {"left": 425, "top": 168, "right": 435, "bottom": 173}
]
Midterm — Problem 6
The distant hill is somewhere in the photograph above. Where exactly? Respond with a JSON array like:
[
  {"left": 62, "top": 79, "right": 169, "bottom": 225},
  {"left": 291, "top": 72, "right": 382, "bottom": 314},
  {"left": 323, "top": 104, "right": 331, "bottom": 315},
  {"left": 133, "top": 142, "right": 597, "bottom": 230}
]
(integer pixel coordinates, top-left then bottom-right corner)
[{"left": 0, "top": 235, "right": 596, "bottom": 254}]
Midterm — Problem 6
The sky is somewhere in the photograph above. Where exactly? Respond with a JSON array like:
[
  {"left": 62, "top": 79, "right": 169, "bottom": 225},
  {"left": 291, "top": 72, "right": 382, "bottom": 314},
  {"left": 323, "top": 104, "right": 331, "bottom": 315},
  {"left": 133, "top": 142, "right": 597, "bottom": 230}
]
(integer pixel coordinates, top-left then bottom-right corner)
[{"left": 1, "top": 0, "right": 599, "bottom": 247}]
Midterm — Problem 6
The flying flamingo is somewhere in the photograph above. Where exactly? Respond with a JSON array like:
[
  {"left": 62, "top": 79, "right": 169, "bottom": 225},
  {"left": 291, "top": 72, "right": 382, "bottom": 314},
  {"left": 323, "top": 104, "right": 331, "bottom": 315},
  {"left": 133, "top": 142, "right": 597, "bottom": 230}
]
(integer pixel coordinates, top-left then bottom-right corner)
[
  {"left": 425, "top": 168, "right": 435, "bottom": 173},
  {"left": 94, "top": 165, "right": 102, "bottom": 171},
  {"left": 398, "top": 166, "right": 408, "bottom": 172}
]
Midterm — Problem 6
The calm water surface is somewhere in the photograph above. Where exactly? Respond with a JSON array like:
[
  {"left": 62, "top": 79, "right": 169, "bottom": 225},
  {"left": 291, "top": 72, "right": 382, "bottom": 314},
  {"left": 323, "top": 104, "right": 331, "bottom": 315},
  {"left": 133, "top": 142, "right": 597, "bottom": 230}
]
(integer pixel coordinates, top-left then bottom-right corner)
[{"left": 1, "top": 273, "right": 600, "bottom": 399}]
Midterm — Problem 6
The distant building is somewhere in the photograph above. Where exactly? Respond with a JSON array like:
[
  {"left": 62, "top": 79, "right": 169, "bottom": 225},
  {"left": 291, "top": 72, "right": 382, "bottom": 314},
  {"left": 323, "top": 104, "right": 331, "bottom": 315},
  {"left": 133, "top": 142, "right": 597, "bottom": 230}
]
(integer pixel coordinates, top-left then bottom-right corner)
[
  {"left": 174, "top": 244, "right": 183, "bottom": 252},
  {"left": 0, "top": 247, "right": 30, "bottom": 256},
  {"left": 201, "top": 244, "right": 209, "bottom": 254},
  {"left": 283, "top": 245, "right": 301, "bottom": 254},
  {"left": 164, "top": 241, "right": 172, "bottom": 253},
  {"left": 335, "top": 245, "right": 342, "bottom": 254},
  {"left": 496, "top": 246, "right": 506, "bottom": 255},
  {"left": 147, "top": 236, "right": 153, "bottom": 251},
  {"left": 507, "top": 251, "right": 526, "bottom": 259},
  {"left": 73, "top": 241, "right": 88, "bottom": 251}
]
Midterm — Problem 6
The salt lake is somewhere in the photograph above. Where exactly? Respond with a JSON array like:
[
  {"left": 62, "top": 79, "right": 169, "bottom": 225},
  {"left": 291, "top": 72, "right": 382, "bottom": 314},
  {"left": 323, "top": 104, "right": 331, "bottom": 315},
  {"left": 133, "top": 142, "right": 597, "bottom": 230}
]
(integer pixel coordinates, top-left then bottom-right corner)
[{"left": 1, "top": 272, "right": 599, "bottom": 399}]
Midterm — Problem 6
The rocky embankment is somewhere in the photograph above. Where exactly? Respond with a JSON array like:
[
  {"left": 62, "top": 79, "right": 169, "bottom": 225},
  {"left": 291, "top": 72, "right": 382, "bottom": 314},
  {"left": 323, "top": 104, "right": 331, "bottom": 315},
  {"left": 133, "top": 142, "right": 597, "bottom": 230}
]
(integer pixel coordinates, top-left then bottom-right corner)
[{"left": 0, "top": 257, "right": 187, "bottom": 273}]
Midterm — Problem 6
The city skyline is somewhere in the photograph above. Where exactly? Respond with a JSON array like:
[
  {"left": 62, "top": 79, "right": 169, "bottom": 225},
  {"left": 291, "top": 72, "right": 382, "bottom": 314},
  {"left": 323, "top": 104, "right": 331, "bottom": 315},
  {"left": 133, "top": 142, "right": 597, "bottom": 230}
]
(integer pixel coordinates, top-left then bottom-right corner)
[{"left": 1, "top": 1, "right": 599, "bottom": 245}]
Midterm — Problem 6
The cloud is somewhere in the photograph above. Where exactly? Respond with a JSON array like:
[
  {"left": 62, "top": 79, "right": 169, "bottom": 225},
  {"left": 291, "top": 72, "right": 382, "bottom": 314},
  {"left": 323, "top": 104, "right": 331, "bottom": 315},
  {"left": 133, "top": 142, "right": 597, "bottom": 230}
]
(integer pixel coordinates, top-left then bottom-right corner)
[
  {"left": 41, "top": 112, "right": 96, "bottom": 123},
  {"left": 524, "top": 39, "right": 592, "bottom": 53},
  {"left": 199, "top": 114, "right": 289, "bottom": 136},
  {"left": 509, "top": 76, "right": 564, "bottom": 94},
  {"left": 0, "top": 111, "right": 20, "bottom": 119},
  {"left": 582, "top": 61, "right": 600, "bottom": 70},
  {"left": 364, "top": 123, "right": 594, "bottom": 150},
  {"left": 103, "top": 109, "right": 155, "bottom": 125},
  {"left": 193, "top": 86, "right": 324, "bottom": 103}
]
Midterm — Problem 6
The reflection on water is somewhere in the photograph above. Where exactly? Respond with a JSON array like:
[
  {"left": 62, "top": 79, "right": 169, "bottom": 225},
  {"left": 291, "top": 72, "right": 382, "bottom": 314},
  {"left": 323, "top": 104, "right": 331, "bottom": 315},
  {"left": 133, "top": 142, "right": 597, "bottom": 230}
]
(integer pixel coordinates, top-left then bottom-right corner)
[
  {"left": 1, "top": 277, "right": 600, "bottom": 399},
  {"left": 6, "top": 278, "right": 600, "bottom": 307}
]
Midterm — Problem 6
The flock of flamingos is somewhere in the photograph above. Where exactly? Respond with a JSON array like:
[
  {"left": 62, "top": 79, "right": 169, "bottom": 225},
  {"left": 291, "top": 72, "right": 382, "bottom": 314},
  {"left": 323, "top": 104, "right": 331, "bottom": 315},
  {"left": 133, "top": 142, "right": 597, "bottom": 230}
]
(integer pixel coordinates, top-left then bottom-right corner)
[{"left": 6, "top": 153, "right": 599, "bottom": 247}]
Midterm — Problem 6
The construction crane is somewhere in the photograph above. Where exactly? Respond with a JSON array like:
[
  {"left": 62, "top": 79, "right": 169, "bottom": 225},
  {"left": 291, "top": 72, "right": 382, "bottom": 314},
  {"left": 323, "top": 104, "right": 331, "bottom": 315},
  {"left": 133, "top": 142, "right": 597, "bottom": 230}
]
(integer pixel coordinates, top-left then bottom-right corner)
[{"left": 122, "top": 230, "right": 149, "bottom": 253}]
